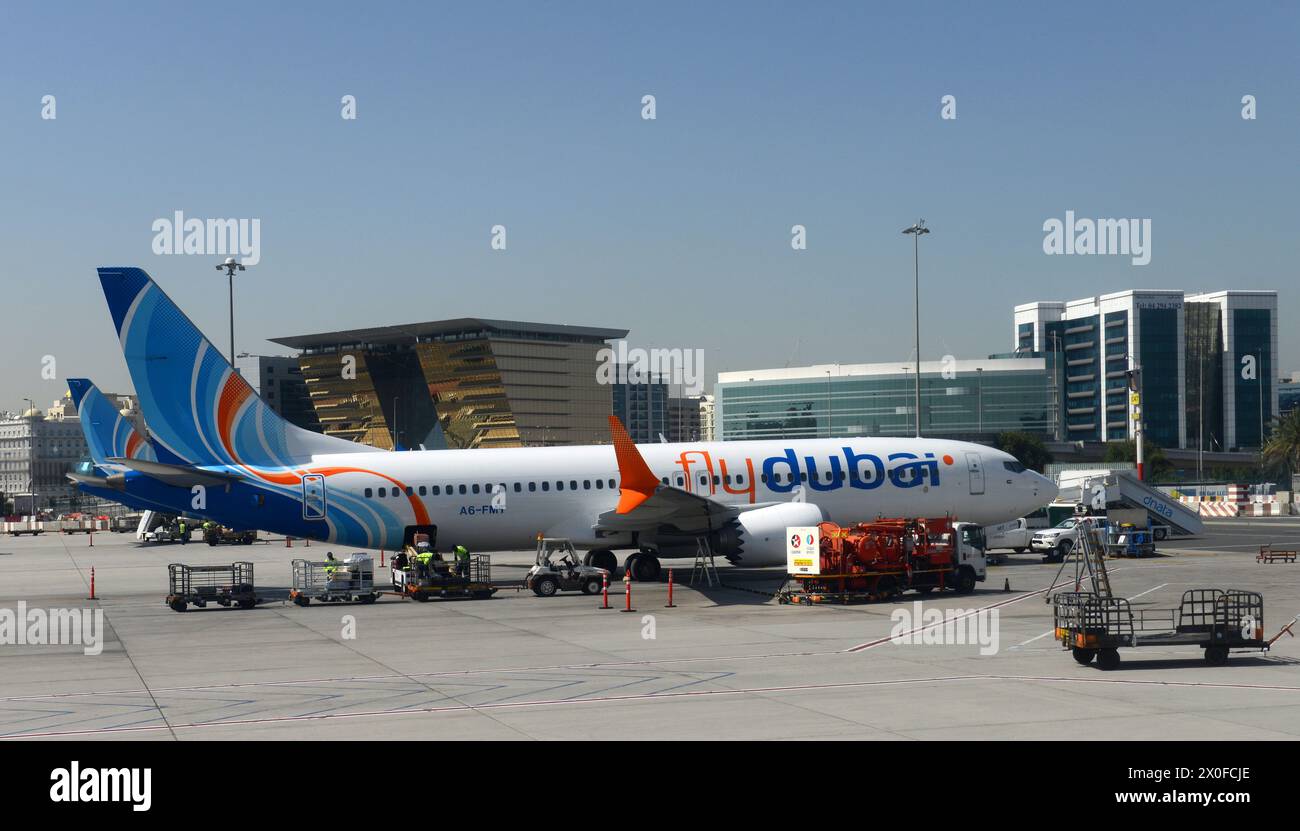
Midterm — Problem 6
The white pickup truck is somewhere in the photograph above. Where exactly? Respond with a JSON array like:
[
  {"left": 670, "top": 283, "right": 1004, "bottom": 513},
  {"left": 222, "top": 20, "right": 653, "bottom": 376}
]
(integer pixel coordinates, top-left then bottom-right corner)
[
  {"left": 983, "top": 518, "right": 1033, "bottom": 563},
  {"left": 1030, "top": 516, "right": 1109, "bottom": 563}
]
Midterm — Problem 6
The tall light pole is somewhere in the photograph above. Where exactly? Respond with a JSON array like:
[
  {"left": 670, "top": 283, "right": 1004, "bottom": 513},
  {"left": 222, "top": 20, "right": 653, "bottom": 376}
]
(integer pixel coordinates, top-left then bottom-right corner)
[
  {"left": 1128, "top": 360, "right": 1145, "bottom": 481},
  {"left": 902, "top": 220, "right": 930, "bottom": 438},
  {"left": 215, "top": 257, "right": 246, "bottom": 368}
]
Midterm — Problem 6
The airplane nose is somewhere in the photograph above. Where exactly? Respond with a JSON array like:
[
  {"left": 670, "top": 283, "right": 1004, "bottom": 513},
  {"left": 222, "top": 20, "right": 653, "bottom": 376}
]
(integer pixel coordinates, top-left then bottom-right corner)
[{"left": 1036, "top": 472, "right": 1058, "bottom": 502}]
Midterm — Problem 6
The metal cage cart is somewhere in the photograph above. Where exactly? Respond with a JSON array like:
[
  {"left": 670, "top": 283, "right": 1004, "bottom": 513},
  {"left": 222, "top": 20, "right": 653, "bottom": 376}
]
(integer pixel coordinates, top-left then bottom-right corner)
[
  {"left": 290, "top": 554, "right": 379, "bottom": 605},
  {"left": 393, "top": 552, "right": 497, "bottom": 601},
  {"left": 167, "top": 562, "right": 258, "bottom": 612},
  {"left": 1053, "top": 588, "right": 1265, "bottom": 670}
]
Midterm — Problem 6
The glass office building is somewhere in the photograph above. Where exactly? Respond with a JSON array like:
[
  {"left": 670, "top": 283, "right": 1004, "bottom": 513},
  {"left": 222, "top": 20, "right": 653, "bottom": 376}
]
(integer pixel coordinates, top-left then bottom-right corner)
[
  {"left": 611, "top": 363, "right": 670, "bottom": 444},
  {"left": 716, "top": 357, "right": 1054, "bottom": 442},
  {"left": 1015, "top": 290, "right": 1279, "bottom": 450},
  {"left": 272, "top": 318, "right": 627, "bottom": 450}
]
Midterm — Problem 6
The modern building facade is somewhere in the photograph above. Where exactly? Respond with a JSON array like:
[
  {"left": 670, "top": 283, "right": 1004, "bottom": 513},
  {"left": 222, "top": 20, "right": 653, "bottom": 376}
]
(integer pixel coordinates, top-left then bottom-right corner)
[
  {"left": 667, "top": 395, "right": 705, "bottom": 443},
  {"left": 611, "top": 363, "right": 669, "bottom": 444},
  {"left": 715, "top": 357, "right": 1054, "bottom": 442},
  {"left": 1186, "top": 291, "right": 1279, "bottom": 452},
  {"left": 1014, "top": 290, "right": 1279, "bottom": 451},
  {"left": 272, "top": 318, "right": 627, "bottom": 450},
  {"left": 234, "top": 354, "right": 320, "bottom": 433}
]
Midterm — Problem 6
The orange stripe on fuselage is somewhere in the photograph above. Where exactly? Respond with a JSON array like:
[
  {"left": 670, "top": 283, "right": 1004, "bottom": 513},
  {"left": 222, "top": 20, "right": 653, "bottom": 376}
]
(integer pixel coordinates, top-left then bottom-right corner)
[{"left": 311, "top": 466, "right": 431, "bottom": 526}]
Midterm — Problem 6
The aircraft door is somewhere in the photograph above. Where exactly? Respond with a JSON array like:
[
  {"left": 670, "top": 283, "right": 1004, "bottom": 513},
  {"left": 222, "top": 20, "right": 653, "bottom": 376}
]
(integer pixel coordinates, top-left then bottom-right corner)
[
  {"left": 302, "top": 474, "right": 327, "bottom": 520},
  {"left": 965, "top": 452, "right": 985, "bottom": 496}
]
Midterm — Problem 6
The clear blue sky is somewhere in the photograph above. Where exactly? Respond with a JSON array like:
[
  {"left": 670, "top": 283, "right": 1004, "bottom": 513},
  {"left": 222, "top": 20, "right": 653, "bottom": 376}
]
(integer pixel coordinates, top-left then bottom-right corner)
[{"left": 1, "top": 1, "right": 1296, "bottom": 408}]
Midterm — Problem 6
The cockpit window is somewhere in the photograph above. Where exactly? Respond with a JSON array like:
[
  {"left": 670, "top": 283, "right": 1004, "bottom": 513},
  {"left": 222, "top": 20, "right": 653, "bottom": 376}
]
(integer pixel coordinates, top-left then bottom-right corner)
[{"left": 1002, "top": 461, "right": 1026, "bottom": 473}]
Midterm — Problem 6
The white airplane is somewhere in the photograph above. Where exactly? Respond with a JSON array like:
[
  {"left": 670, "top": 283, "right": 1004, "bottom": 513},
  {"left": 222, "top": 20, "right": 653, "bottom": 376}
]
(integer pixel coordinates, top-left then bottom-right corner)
[{"left": 91, "top": 267, "right": 1058, "bottom": 580}]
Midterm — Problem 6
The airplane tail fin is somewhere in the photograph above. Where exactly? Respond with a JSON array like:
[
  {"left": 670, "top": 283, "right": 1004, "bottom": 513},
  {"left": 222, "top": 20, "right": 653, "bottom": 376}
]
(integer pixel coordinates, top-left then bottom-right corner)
[
  {"left": 96, "top": 267, "right": 370, "bottom": 467},
  {"left": 67, "top": 378, "right": 156, "bottom": 468}
]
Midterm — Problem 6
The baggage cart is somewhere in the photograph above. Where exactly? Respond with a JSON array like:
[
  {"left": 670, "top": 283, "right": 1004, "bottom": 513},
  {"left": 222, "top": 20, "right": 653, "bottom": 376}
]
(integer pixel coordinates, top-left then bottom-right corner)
[{"left": 166, "top": 562, "right": 259, "bottom": 612}]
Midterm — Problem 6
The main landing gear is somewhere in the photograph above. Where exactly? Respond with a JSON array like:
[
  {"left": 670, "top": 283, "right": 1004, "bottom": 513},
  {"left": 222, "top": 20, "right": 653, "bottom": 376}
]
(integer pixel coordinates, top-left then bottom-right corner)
[
  {"left": 582, "top": 548, "right": 663, "bottom": 581},
  {"left": 584, "top": 548, "right": 620, "bottom": 577},
  {"left": 624, "top": 549, "right": 662, "bottom": 582}
]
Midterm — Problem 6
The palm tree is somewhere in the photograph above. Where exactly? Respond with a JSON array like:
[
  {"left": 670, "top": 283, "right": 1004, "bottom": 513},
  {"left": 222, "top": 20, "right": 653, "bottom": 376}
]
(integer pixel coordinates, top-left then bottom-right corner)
[{"left": 1262, "top": 410, "right": 1300, "bottom": 479}]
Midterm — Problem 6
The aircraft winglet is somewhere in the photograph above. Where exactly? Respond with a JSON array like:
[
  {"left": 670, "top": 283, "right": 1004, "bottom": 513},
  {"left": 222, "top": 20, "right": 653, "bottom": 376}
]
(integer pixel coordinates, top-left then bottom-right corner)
[{"left": 608, "top": 416, "right": 660, "bottom": 514}]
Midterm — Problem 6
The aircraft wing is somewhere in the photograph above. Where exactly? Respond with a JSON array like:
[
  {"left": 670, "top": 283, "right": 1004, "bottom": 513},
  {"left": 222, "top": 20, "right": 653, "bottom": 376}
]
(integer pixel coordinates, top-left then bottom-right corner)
[
  {"left": 595, "top": 483, "right": 742, "bottom": 534},
  {"left": 594, "top": 416, "right": 750, "bottom": 535}
]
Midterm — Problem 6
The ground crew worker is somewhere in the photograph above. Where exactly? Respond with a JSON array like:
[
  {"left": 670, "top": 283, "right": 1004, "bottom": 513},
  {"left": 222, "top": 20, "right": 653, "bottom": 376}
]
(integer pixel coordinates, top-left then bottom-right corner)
[
  {"left": 324, "top": 551, "right": 339, "bottom": 580},
  {"left": 178, "top": 519, "right": 188, "bottom": 544},
  {"left": 454, "top": 544, "right": 470, "bottom": 578},
  {"left": 414, "top": 540, "right": 435, "bottom": 579}
]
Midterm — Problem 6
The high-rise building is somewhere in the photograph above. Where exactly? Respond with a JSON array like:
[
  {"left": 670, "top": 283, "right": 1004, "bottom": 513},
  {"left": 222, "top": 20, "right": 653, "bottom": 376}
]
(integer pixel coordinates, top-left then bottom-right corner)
[
  {"left": 272, "top": 318, "right": 627, "bottom": 449},
  {"left": 1014, "top": 289, "right": 1278, "bottom": 450},
  {"left": 611, "top": 363, "right": 669, "bottom": 444}
]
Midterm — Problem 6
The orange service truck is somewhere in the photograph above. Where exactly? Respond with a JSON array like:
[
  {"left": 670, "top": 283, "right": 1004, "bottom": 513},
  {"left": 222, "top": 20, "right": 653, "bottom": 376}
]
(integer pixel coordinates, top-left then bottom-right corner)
[{"left": 780, "top": 518, "right": 987, "bottom": 604}]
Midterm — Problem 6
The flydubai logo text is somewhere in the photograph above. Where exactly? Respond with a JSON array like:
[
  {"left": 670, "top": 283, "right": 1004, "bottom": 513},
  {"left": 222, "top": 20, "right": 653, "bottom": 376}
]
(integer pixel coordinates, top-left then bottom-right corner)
[
  {"left": 151, "top": 210, "right": 261, "bottom": 265},
  {"left": 50, "top": 762, "right": 152, "bottom": 812},
  {"left": 1042, "top": 211, "right": 1151, "bottom": 266}
]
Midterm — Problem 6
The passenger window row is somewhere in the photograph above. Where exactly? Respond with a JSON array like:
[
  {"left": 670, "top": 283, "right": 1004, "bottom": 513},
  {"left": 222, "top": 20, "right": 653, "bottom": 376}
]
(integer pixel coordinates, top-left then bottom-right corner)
[
  {"left": 363, "top": 478, "right": 619, "bottom": 499},
  {"left": 358, "top": 465, "right": 921, "bottom": 500}
]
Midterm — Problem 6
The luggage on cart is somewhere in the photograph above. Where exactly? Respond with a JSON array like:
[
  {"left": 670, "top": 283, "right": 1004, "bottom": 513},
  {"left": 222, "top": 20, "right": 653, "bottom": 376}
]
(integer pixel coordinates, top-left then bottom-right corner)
[{"left": 290, "top": 554, "right": 379, "bottom": 605}]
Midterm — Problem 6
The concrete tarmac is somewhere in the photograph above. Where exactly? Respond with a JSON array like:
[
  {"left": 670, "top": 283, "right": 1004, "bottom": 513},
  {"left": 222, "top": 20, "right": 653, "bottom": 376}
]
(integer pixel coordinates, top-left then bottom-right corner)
[{"left": 2, "top": 518, "right": 1300, "bottom": 740}]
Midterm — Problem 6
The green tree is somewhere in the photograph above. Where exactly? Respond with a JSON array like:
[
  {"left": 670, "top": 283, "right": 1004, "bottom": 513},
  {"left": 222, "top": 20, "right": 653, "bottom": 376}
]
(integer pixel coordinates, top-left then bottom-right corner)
[
  {"left": 1103, "top": 438, "right": 1173, "bottom": 480},
  {"left": 995, "top": 431, "right": 1054, "bottom": 472},
  {"left": 1262, "top": 410, "right": 1300, "bottom": 480}
]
